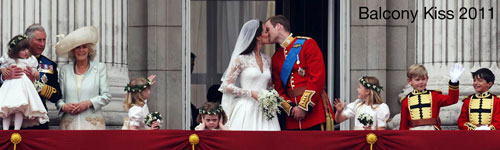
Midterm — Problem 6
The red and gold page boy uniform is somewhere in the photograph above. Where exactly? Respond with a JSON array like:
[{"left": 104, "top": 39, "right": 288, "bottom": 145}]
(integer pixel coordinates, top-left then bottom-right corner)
[
  {"left": 400, "top": 82, "right": 459, "bottom": 130},
  {"left": 457, "top": 92, "right": 500, "bottom": 130}
]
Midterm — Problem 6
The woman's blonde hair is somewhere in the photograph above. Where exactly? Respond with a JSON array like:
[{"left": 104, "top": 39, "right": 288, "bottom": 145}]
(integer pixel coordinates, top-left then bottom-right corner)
[
  {"left": 123, "top": 78, "right": 149, "bottom": 111},
  {"left": 68, "top": 43, "right": 96, "bottom": 62},
  {"left": 359, "top": 76, "right": 384, "bottom": 109}
]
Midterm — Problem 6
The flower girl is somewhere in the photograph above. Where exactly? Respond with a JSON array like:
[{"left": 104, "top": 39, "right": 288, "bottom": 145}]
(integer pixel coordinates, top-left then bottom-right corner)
[
  {"left": 0, "top": 35, "right": 49, "bottom": 130},
  {"left": 195, "top": 102, "right": 228, "bottom": 130},
  {"left": 333, "top": 76, "right": 390, "bottom": 130},
  {"left": 122, "top": 75, "right": 160, "bottom": 130}
]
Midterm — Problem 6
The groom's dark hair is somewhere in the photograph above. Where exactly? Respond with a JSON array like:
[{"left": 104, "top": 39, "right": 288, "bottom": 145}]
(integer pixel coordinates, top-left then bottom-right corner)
[
  {"left": 240, "top": 21, "right": 263, "bottom": 55},
  {"left": 266, "top": 15, "right": 290, "bottom": 32}
]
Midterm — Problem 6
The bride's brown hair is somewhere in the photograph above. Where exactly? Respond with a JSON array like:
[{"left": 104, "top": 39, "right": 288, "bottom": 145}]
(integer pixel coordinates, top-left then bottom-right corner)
[{"left": 239, "top": 21, "right": 263, "bottom": 55}]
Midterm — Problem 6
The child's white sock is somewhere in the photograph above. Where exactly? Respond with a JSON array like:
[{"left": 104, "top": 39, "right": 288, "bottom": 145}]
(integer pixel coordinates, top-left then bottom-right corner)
[
  {"left": 2, "top": 116, "right": 11, "bottom": 130},
  {"left": 14, "top": 112, "right": 23, "bottom": 130}
]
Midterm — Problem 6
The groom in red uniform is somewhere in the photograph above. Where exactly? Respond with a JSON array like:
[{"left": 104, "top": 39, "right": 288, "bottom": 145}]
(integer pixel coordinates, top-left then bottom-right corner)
[{"left": 265, "top": 15, "right": 334, "bottom": 130}]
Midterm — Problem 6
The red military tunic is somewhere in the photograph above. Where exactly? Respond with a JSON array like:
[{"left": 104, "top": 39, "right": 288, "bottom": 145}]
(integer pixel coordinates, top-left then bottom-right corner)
[
  {"left": 271, "top": 34, "right": 331, "bottom": 129},
  {"left": 400, "top": 82, "right": 459, "bottom": 130},
  {"left": 457, "top": 92, "right": 500, "bottom": 130}
]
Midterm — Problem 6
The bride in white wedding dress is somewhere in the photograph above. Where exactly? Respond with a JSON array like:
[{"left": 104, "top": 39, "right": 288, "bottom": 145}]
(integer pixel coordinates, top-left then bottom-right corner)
[{"left": 219, "top": 19, "right": 280, "bottom": 131}]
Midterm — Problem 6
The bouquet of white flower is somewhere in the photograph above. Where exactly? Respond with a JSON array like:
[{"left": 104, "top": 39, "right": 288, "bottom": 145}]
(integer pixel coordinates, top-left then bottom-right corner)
[
  {"left": 257, "top": 89, "right": 283, "bottom": 120},
  {"left": 144, "top": 112, "right": 163, "bottom": 127},
  {"left": 357, "top": 113, "right": 373, "bottom": 127}
]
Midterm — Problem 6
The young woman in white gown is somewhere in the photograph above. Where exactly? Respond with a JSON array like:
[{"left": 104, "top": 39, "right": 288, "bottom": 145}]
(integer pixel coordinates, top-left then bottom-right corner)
[{"left": 219, "top": 19, "right": 280, "bottom": 131}]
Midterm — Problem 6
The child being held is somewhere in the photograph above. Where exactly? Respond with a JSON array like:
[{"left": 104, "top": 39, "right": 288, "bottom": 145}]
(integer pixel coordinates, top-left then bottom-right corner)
[
  {"left": 195, "top": 102, "right": 228, "bottom": 130},
  {"left": 0, "top": 35, "right": 48, "bottom": 130},
  {"left": 457, "top": 68, "right": 500, "bottom": 130}
]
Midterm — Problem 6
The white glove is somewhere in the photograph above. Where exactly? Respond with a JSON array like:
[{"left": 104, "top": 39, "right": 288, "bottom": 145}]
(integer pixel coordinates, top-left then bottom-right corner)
[
  {"left": 449, "top": 63, "right": 464, "bottom": 83},
  {"left": 475, "top": 125, "right": 491, "bottom": 130}
]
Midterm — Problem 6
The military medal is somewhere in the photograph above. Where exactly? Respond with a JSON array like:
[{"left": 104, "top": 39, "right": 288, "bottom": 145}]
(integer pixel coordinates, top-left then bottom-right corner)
[
  {"left": 41, "top": 74, "right": 48, "bottom": 83},
  {"left": 298, "top": 67, "right": 305, "bottom": 76},
  {"left": 38, "top": 64, "right": 54, "bottom": 74}
]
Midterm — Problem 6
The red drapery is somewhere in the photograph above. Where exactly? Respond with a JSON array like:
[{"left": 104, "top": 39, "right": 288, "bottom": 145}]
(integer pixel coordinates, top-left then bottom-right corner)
[{"left": 1, "top": 130, "right": 500, "bottom": 150}]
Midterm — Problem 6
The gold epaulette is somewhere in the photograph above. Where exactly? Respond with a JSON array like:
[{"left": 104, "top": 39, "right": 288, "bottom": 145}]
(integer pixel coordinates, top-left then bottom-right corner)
[
  {"left": 462, "top": 95, "right": 471, "bottom": 102},
  {"left": 400, "top": 92, "right": 411, "bottom": 102},
  {"left": 296, "top": 36, "right": 311, "bottom": 40},
  {"left": 399, "top": 95, "right": 407, "bottom": 102}
]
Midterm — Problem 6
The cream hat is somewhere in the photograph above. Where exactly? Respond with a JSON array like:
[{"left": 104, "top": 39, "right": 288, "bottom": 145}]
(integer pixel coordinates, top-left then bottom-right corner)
[{"left": 55, "top": 26, "right": 98, "bottom": 58}]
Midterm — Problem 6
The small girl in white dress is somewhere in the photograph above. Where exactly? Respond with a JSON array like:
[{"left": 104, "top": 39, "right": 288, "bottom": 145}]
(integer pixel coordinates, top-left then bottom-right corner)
[
  {"left": 0, "top": 35, "right": 49, "bottom": 130},
  {"left": 195, "top": 102, "right": 228, "bottom": 130},
  {"left": 333, "top": 76, "right": 390, "bottom": 130},
  {"left": 122, "top": 75, "right": 159, "bottom": 130}
]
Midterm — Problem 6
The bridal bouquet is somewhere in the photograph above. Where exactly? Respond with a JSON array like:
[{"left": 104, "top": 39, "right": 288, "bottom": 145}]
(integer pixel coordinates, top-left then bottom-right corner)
[
  {"left": 257, "top": 89, "right": 282, "bottom": 120},
  {"left": 144, "top": 112, "right": 163, "bottom": 127},
  {"left": 357, "top": 113, "right": 373, "bottom": 127}
]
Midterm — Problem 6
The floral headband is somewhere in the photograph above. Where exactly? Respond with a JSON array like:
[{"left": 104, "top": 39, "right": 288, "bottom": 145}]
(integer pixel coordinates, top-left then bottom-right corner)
[
  {"left": 8, "top": 35, "right": 28, "bottom": 51},
  {"left": 199, "top": 105, "right": 223, "bottom": 115},
  {"left": 359, "top": 77, "right": 383, "bottom": 93},
  {"left": 124, "top": 78, "right": 152, "bottom": 93}
]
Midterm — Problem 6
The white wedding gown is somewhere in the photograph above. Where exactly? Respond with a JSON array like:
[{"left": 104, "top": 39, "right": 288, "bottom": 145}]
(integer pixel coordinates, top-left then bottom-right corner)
[{"left": 220, "top": 52, "right": 280, "bottom": 131}]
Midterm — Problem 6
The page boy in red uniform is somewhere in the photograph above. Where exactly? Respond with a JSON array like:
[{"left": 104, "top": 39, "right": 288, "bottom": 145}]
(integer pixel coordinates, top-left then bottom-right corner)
[
  {"left": 457, "top": 68, "right": 500, "bottom": 130},
  {"left": 400, "top": 64, "right": 463, "bottom": 130}
]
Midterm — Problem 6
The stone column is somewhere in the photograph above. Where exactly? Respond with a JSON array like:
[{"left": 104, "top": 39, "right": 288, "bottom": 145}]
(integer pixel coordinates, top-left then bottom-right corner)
[{"left": 127, "top": 0, "right": 184, "bottom": 129}]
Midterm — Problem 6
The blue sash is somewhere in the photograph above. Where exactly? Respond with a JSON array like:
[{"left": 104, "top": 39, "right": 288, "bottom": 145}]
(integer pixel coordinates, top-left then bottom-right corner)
[{"left": 280, "top": 38, "right": 305, "bottom": 87}]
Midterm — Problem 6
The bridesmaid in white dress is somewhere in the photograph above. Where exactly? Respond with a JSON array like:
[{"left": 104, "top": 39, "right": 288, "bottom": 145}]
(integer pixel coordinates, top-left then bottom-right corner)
[
  {"left": 219, "top": 19, "right": 280, "bottom": 131},
  {"left": 0, "top": 35, "right": 49, "bottom": 130},
  {"left": 333, "top": 76, "right": 390, "bottom": 130}
]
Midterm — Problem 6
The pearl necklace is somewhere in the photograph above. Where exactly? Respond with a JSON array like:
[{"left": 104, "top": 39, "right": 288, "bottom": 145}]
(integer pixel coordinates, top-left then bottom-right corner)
[{"left": 74, "top": 63, "right": 89, "bottom": 75}]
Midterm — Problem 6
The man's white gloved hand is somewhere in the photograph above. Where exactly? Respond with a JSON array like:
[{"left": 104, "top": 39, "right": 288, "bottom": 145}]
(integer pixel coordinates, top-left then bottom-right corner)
[{"left": 449, "top": 63, "right": 464, "bottom": 83}]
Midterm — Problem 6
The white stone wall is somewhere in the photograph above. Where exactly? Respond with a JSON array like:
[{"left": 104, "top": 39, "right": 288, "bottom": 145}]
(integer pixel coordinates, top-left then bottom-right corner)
[
  {"left": 414, "top": 0, "right": 500, "bottom": 96},
  {"left": 0, "top": 0, "right": 129, "bottom": 128}
]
